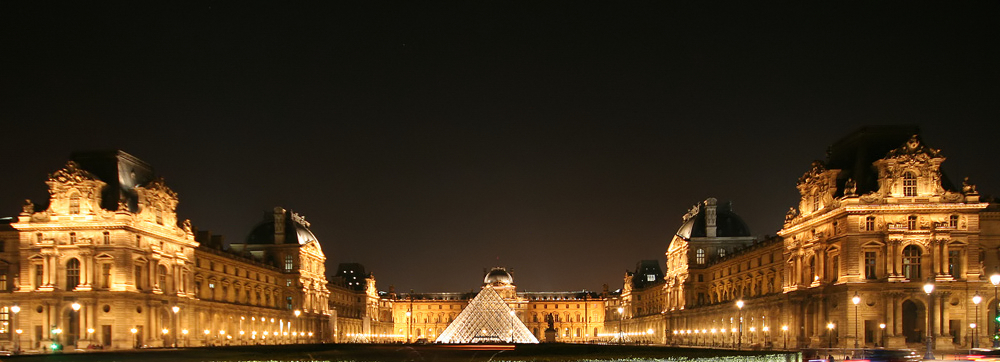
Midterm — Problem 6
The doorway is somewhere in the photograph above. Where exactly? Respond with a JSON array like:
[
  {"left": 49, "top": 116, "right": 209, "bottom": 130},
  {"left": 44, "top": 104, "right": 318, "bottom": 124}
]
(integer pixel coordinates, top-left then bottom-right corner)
[{"left": 901, "top": 299, "right": 925, "bottom": 343}]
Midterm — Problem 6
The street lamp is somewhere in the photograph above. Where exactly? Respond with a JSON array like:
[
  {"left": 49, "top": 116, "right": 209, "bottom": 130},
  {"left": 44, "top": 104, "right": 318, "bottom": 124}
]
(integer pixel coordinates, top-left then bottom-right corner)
[
  {"left": 171, "top": 306, "right": 180, "bottom": 347},
  {"left": 404, "top": 311, "right": 411, "bottom": 343},
  {"left": 924, "top": 281, "right": 935, "bottom": 360},
  {"left": 509, "top": 310, "right": 516, "bottom": 343},
  {"left": 182, "top": 329, "right": 188, "bottom": 347},
  {"left": 617, "top": 307, "right": 624, "bottom": 344},
  {"left": 852, "top": 292, "right": 861, "bottom": 348},
  {"left": 974, "top": 293, "right": 983, "bottom": 349},
  {"left": 750, "top": 327, "right": 756, "bottom": 345},
  {"left": 294, "top": 310, "right": 302, "bottom": 344},
  {"left": 131, "top": 327, "right": 139, "bottom": 349},
  {"left": 827, "top": 322, "right": 835, "bottom": 349},
  {"left": 736, "top": 300, "right": 744, "bottom": 350},
  {"left": 11, "top": 305, "right": 20, "bottom": 353},
  {"left": 781, "top": 325, "right": 788, "bottom": 350},
  {"left": 991, "top": 274, "right": 1000, "bottom": 348},
  {"left": 763, "top": 326, "right": 770, "bottom": 348},
  {"left": 879, "top": 323, "right": 886, "bottom": 348}
]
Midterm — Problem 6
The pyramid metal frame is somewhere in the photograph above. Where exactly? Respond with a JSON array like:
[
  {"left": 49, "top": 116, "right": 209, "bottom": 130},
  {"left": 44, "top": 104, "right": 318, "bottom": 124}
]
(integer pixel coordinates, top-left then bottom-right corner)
[{"left": 435, "top": 285, "right": 539, "bottom": 344}]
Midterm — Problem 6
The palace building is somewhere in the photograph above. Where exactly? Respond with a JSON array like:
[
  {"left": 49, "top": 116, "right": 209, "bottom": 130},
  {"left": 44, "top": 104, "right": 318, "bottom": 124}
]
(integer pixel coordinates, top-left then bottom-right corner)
[
  {"left": 0, "top": 151, "right": 371, "bottom": 351},
  {"left": 615, "top": 126, "right": 1000, "bottom": 353},
  {"left": 0, "top": 126, "right": 996, "bottom": 353}
]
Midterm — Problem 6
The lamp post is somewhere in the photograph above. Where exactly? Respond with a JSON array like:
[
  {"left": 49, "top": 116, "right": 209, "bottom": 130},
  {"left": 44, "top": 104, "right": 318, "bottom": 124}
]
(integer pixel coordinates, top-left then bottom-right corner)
[
  {"left": 879, "top": 323, "right": 886, "bottom": 348},
  {"left": 294, "top": 310, "right": 301, "bottom": 344},
  {"left": 971, "top": 323, "right": 978, "bottom": 351},
  {"left": 924, "top": 281, "right": 935, "bottom": 360},
  {"left": 509, "top": 310, "right": 516, "bottom": 343},
  {"left": 736, "top": 300, "right": 744, "bottom": 350},
  {"left": 991, "top": 274, "right": 1000, "bottom": 348},
  {"left": 781, "top": 325, "right": 788, "bottom": 350},
  {"left": 131, "top": 327, "right": 139, "bottom": 349},
  {"left": 617, "top": 307, "right": 624, "bottom": 345},
  {"left": 404, "top": 310, "right": 411, "bottom": 344},
  {"left": 763, "top": 326, "right": 770, "bottom": 348},
  {"left": 11, "top": 305, "right": 20, "bottom": 353},
  {"left": 852, "top": 292, "right": 861, "bottom": 348},
  {"left": 827, "top": 322, "right": 835, "bottom": 349},
  {"left": 750, "top": 327, "right": 756, "bottom": 345},
  {"left": 172, "top": 306, "right": 180, "bottom": 348},
  {"left": 71, "top": 302, "right": 80, "bottom": 348},
  {"left": 182, "top": 329, "right": 188, "bottom": 347},
  {"left": 974, "top": 293, "right": 982, "bottom": 349}
]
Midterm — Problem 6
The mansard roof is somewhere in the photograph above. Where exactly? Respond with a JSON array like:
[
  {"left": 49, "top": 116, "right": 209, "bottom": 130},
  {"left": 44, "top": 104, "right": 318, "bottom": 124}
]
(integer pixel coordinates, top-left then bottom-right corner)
[
  {"left": 70, "top": 150, "right": 155, "bottom": 213},
  {"left": 675, "top": 199, "right": 750, "bottom": 240},
  {"left": 245, "top": 207, "right": 320, "bottom": 246},
  {"left": 822, "top": 125, "right": 958, "bottom": 197}
]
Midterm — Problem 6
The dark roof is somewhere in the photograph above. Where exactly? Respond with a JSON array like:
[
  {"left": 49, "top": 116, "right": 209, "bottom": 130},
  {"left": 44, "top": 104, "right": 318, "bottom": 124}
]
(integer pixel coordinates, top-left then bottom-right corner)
[
  {"left": 336, "top": 263, "right": 368, "bottom": 291},
  {"left": 631, "top": 260, "right": 663, "bottom": 289},
  {"left": 823, "top": 125, "right": 957, "bottom": 197},
  {"left": 675, "top": 200, "right": 751, "bottom": 239},
  {"left": 70, "top": 150, "right": 154, "bottom": 213},
  {"left": 245, "top": 210, "right": 319, "bottom": 245}
]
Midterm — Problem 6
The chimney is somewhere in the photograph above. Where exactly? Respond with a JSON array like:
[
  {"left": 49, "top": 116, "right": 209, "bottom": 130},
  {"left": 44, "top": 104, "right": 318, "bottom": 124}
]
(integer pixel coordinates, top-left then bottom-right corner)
[
  {"left": 705, "top": 198, "right": 718, "bottom": 237},
  {"left": 274, "top": 207, "right": 286, "bottom": 244}
]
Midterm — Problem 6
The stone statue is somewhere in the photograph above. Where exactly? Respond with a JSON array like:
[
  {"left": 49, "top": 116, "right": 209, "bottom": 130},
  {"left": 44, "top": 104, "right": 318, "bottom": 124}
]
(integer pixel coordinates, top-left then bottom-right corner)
[
  {"left": 963, "top": 177, "right": 978, "bottom": 195},
  {"left": 844, "top": 178, "right": 857, "bottom": 197},
  {"left": 785, "top": 207, "right": 798, "bottom": 222},
  {"left": 22, "top": 199, "right": 33, "bottom": 214},
  {"left": 545, "top": 314, "right": 555, "bottom": 331}
]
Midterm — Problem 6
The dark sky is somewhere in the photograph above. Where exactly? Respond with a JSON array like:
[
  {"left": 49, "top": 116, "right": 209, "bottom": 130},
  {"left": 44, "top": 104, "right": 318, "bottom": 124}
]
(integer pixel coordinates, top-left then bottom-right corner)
[{"left": 2, "top": 2, "right": 998, "bottom": 293}]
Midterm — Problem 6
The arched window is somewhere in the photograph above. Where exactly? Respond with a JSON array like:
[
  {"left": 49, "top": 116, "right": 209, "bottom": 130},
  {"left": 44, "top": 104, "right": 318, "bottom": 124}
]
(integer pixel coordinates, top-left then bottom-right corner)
[
  {"left": 69, "top": 193, "right": 80, "bottom": 214},
  {"left": 865, "top": 216, "right": 876, "bottom": 231},
  {"left": 902, "top": 245, "right": 922, "bottom": 280},
  {"left": 908, "top": 215, "right": 918, "bottom": 230},
  {"left": 696, "top": 249, "right": 705, "bottom": 264},
  {"left": 950, "top": 215, "right": 959, "bottom": 228},
  {"left": 903, "top": 172, "right": 917, "bottom": 196},
  {"left": 66, "top": 258, "right": 80, "bottom": 289},
  {"left": 158, "top": 264, "right": 168, "bottom": 293}
]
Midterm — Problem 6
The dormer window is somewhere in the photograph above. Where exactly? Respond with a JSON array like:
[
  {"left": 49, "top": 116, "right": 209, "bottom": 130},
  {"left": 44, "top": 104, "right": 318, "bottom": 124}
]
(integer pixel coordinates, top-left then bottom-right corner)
[
  {"left": 696, "top": 249, "right": 705, "bottom": 264},
  {"left": 813, "top": 193, "right": 821, "bottom": 212},
  {"left": 155, "top": 209, "right": 163, "bottom": 225},
  {"left": 718, "top": 248, "right": 726, "bottom": 258},
  {"left": 69, "top": 193, "right": 80, "bottom": 214},
  {"left": 903, "top": 172, "right": 917, "bottom": 196}
]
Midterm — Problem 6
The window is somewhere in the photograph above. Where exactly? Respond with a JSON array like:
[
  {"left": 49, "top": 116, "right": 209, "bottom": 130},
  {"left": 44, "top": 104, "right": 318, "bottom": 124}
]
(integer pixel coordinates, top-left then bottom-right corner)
[
  {"left": 908, "top": 216, "right": 917, "bottom": 230},
  {"left": 35, "top": 265, "right": 43, "bottom": 289},
  {"left": 103, "top": 231, "right": 110, "bottom": 245},
  {"left": 950, "top": 215, "right": 959, "bottom": 228},
  {"left": 36, "top": 233, "right": 42, "bottom": 244},
  {"left": 902, "top": 245, "right": 922, "bottom": 280},
  {"left": 66, "top": 258, "right": 80, "bottom": 289},
  {"left": 69, "top": 232, "right": 76, "bottom": 244},
  {"left": 903, "top": 172, "right": 917, "bottom": 196},
  {"left": 719, "top": 248, "right": 726, "bottom": 258},
  {"left": 101, "top": 264, "right": 111, "bottom": 289},
  {"left": 69, "top": 193, "right": 80, "bottom": 214},
  {"left": 0, "top": 306, "right": 8, "bottom": 339},
  {"left": 830, "top": 255, "right": 839, "bottom": 282},
  {"left": 0, "top": 268, "right": 7, "bottom": 290},
  {"left": 286, "top": 296, "right": 293, "bottom": 310},
  {"left": 864, "top": 252, "right": 877, "bottom": 280},
  {"left": 696, "top": 249, "right": 705, "bottom": 264},
  {"left": 948, "top": 250, "right": 961, "bottom": 279},
  {"left": 865, "top": 216, "right": 876, "bottom": 231},
  {"left": 286, "top": 279, "right": 292, "bottom": 287},
  {"left": 135, "top": 235, "right": 141, "bottom": 247},
  {"left": 135, "top": 265, "right": 144, "bottom": 290},
  {"left": 647, "top": 274, "right": 655, "bottom": 282},
  {"left": 813, "top": 193, "right": 820, "bottom": 212},
  {"left": 155, "top": 209, "right": 163, "bottom": 225},
  {"left": 284, "top": 255, "right": 294, "bottom": 272},
  {"left": 158, "top": 265, "right": 168, "bottom": 292}
]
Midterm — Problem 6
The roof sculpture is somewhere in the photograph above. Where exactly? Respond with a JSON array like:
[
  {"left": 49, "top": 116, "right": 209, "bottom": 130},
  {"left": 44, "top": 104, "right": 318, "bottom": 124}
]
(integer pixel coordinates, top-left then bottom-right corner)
[{"left": 434, "top": 285, "right": 539, "bottom": 344}]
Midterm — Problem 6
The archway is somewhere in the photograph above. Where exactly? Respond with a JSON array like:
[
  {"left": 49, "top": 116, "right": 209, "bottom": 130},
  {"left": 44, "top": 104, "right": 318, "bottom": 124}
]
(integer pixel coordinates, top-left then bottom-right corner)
[
  {"left": 63, "top": 306, "right": 80, "bottom": 348},
  {"left": 901, "top": 299, "right": 925, "bottom": 343}
]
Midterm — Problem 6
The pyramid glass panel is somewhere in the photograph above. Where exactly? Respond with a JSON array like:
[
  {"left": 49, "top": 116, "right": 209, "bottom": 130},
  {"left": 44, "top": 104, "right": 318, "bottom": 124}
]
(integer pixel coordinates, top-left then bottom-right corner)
[{"left": 435, "top": 286, "right": 539, "bottom": 344}]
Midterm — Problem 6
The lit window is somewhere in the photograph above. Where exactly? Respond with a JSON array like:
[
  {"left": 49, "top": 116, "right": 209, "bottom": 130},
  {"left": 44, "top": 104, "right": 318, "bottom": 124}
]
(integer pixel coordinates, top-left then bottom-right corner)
[
  {"left": 284, "top": 255, "right": 294, "bottom": 272},
  {"left": 66, "top": 258, "right": 80, "bottom": 289},
  {"left": 903, "top": 172, "right": 917, "bottom": 196},
  {"left": 902, "top": 245, "right": 921, "bottom": 280},
  {"left": 696, "top": 249, "right": 705, "bottom": 264}
]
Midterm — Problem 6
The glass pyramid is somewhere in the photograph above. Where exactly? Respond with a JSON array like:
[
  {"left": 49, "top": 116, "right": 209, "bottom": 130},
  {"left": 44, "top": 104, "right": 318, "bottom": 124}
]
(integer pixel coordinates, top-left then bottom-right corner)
[{"left": 435, "top": 285, "right": 539, "bottom": 344}]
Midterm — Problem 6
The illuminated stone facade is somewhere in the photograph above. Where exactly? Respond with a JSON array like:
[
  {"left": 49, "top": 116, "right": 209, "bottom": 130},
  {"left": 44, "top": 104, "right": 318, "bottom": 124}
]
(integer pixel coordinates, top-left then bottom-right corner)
[
  {"left": 631, "top": 127, "right": 1000, "bottom": 353},
  {"left": 387, "top": 268, "right": 607, "bottom": 343},
  {"left": 0, "top": 151, "right": 367, "bottom": 351}
]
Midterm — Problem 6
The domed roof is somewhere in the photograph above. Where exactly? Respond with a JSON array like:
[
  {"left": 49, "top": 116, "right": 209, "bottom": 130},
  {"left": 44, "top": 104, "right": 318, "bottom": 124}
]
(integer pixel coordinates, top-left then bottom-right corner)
[
  {"left": 484, "top": 268, "right": 513, "bottom": 285},
  {"left": 246, "top": 208, "right": 320, "bottom": 247},
  {"left": 675, "top": 198, "right": 751, "bottom": 240}
]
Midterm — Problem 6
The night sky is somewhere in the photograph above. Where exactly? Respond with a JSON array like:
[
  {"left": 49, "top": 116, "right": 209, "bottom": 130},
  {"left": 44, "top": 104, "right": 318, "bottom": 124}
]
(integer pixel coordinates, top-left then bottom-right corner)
[{"left": 2, "top": 2, "right": 998, "bottom": 293}]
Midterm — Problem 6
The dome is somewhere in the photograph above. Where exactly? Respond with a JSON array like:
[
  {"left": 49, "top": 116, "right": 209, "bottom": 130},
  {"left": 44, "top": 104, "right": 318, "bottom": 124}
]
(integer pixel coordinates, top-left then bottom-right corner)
[
  {"left": 484, "top": 268, "right": 513, "bottom": 285},
  {"left": 245, "top": 208, "right": 320, "bottom": 247},
  {"left": 675, "top": 198, "right": 751, "bottom": 240}
]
